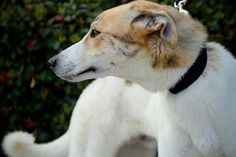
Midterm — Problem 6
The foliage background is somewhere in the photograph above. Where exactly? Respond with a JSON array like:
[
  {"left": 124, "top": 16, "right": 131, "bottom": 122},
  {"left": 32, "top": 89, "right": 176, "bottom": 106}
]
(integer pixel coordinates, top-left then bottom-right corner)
[{"left": 0, "top": 0, "right": 235, "bottom": 156}]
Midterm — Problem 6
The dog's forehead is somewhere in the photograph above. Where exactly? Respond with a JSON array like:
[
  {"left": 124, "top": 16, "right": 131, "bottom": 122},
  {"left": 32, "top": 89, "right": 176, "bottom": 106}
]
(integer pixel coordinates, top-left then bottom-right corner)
[
  {"left": 91, "top": 6, "right": 136, "bottom": 35},
  {"left": 91, "top": 1, "right": 161, "bottom": 35}
]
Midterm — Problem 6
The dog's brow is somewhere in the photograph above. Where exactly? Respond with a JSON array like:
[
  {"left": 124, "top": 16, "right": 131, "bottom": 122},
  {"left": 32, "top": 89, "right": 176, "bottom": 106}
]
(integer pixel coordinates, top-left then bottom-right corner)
[
  {"left": 90, "top": 14, "right": 103, "bottom": 28},
  {"left": 94, "top": 14, "right": 102, "bottom": 22}
]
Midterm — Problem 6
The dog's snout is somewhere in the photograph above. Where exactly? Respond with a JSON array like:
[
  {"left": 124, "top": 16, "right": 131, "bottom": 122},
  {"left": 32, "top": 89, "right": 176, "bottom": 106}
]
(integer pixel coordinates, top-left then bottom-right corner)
[{"left": 48, "top": 57, "right": 57, "bottom": 70}]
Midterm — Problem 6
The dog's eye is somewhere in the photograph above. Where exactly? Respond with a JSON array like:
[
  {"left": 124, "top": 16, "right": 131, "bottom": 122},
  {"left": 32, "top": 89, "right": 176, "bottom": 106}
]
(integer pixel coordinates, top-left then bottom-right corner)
[{"left": 90, "top": 29, "right": 101, "bottom": 38}]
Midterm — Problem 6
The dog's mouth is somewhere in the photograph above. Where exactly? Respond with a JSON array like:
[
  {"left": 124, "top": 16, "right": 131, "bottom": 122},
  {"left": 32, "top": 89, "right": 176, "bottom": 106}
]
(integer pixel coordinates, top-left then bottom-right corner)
[
  {"left": 59, "top": 66, "right": 98, "bottom": 82},
  {"left": 57, "top": 64, "right": 111, "bottom": 82},
  {"left": 75, "top": 66, "right": 97, "bottom": 76}
]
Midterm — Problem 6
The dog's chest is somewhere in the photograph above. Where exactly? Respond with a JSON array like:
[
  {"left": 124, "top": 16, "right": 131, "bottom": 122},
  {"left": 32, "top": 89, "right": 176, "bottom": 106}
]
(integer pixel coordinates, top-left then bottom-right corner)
[{"left": 154, "top": 91, "right": 219, "bottom": 132}]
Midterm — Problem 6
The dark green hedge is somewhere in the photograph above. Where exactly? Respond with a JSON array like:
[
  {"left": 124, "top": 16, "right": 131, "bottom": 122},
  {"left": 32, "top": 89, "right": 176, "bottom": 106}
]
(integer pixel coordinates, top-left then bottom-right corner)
[{"left": 0, "top": 0, "right": 235, "bottom": 156}]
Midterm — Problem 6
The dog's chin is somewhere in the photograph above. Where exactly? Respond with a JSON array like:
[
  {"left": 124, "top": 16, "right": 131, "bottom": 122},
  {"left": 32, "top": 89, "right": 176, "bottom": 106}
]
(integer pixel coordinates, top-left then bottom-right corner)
[
  {"left": 63, "top": 75, "right": 95, "bottom": 83},
  {"left": 56, "top": 73, "right": 96, "bottom": 83},
  {"left": 55, "top": 70, "right": 107, "bottom": 83}
]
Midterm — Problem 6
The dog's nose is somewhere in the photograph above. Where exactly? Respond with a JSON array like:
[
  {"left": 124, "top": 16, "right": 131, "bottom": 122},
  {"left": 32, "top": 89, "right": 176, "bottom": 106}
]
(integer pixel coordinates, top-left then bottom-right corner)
[{"left": 48, "top": 57, "right": 57, "bottom": 70}]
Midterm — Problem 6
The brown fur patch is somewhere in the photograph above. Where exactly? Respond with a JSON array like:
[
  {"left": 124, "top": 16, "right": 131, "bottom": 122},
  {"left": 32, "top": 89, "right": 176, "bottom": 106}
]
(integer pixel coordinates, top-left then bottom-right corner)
[
  {"left": 94, "top": 36, "right": 104, "bottom": 49},
  {"left": 125, "top": 80, "right": 133, "bottom": 86},
  {"left": 151, "top": 52, "right": 180, "bottom": 68}
]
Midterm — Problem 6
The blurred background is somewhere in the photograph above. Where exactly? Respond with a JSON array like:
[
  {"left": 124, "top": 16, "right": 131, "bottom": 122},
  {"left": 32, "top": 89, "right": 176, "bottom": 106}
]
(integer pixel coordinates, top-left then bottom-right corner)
[{"left": 0, "top": 0, "right": 235, "bottom": 156}]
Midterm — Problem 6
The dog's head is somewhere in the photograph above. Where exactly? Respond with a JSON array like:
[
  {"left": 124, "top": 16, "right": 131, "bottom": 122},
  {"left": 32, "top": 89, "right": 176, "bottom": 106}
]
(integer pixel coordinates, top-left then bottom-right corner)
[{"left": 48, "top": 0, "right": 207, "bottom": 89}]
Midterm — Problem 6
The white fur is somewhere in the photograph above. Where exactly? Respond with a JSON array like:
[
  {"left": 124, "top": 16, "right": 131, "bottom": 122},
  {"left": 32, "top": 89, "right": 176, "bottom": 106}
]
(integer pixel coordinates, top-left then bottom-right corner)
[
  {"left": 2, "top": 77, "right": 157, "bottom": 157},
  {"left": 2, "top": 131, "right": 69, "bottom": 157},
  {"left": 68, "top": 77, "right": 155, "bottom": 157}
]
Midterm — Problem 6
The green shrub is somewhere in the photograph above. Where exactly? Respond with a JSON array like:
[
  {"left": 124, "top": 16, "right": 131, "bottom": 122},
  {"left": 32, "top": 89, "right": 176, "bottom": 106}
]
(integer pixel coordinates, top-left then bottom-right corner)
[{"left": 0, "top": 0, "right": 235, "bottom": 156}]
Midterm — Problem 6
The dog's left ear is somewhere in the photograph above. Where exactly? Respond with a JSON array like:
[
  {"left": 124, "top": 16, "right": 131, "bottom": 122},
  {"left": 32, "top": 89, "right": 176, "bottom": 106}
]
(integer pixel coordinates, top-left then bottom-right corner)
[{"left": 132, "top": 11, "right": 177, "bottom": 45}]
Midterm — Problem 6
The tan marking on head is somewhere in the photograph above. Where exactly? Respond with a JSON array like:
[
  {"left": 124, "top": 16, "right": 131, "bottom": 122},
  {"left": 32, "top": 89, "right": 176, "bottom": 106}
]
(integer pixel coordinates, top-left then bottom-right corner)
[
  {"left": 93, "top": 36, "right": 105, "bottom": 49},
  {"left": 85, "top": 0, "right": 207, "bottom": 69},
  {"left": 91, "top": 6, "right": 135, "bottom": 38},
  {"left": 129, "top": 1, "right": 160, "bottom": 11}
]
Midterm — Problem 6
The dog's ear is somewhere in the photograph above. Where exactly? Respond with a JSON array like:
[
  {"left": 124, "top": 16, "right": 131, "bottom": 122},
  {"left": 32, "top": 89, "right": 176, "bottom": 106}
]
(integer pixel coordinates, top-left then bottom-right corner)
[{"left": 131, "top": 11, "right": 177, "bottom": 45}]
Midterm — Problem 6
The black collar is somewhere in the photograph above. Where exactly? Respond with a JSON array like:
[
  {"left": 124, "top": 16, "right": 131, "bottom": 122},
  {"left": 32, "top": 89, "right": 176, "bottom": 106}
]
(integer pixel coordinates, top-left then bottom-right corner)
[{"left": 169, "top": 47, "right": 207, "bottom": 94}]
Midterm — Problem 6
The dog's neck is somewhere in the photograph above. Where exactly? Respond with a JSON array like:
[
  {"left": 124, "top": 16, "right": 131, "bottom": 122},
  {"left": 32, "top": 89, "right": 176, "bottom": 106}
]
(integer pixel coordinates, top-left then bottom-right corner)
[
  {"left": 133, "top": 46, "right": 207, "bottom": 94},
  {"left": 169, "top": 47, "right": 207, "bottom": 94}
]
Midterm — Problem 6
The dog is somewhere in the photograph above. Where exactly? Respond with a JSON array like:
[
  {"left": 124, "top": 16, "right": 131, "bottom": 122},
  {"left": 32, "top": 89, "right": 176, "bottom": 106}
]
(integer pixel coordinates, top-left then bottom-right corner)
[{"left": 3, "top": 0, "right": 236, "bottom": 157}]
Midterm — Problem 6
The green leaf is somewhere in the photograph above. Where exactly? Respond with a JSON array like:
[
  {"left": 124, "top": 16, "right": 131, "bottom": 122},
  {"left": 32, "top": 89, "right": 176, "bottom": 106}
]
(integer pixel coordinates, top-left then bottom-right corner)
[{"left": 23, "top": 0, "right": 32, "bottom": 3}]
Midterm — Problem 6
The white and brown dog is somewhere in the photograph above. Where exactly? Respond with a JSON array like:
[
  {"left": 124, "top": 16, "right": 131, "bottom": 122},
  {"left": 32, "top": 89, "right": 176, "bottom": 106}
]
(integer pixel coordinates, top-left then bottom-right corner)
[{"left": 3, "top": 0, "right": 236, "bottom": 157}]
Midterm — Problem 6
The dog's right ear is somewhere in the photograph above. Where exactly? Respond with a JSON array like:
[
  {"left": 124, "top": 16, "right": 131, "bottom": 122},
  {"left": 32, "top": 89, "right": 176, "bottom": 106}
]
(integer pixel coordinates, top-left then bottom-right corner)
[{"left": 131, "top": 11, "right": 177, "bottom": 45}]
